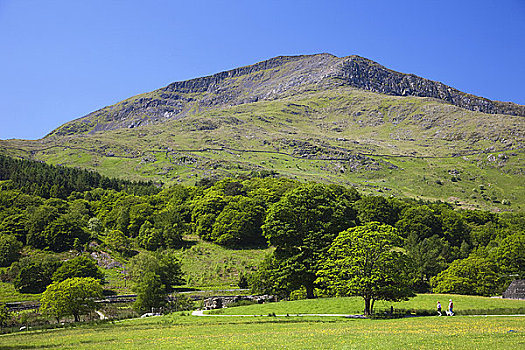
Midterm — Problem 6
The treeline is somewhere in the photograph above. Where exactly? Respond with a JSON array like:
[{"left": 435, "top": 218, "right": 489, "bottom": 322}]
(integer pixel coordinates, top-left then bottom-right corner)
[
  {"left": 0, "top": 154, "right": 159, "bottom": 198},
  {"left": 0, "top": 155, "right": 523, "bottom": 298}
]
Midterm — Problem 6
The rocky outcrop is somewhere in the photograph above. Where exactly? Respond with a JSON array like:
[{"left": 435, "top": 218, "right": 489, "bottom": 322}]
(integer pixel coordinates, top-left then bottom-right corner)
[
  {"left": 47, "top": 53, "right": 524, "bottom": 137},
  {"left": 338, "top": 56, "right": 525, "bottom": 117}
]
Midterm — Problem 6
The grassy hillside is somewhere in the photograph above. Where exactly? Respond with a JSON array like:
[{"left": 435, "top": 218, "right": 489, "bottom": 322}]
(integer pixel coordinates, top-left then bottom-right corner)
[
  {"left": 0, "top": 237, "right": 270, "bottom": 303},
  {"left": 2, "top": 86, "right": 523, "bottom": 211}
]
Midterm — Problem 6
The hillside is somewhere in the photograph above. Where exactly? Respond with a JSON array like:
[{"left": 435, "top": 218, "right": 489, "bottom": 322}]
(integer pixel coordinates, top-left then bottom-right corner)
[{"left": 1, "top": 54, "right": 524, "bottom": 211}]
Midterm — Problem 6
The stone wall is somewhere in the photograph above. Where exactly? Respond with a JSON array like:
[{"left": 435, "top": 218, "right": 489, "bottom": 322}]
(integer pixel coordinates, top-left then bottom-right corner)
[
  {"left": 201, "top": 295, "right": 276, "bottom": 310},
  {"left": 502, "top": 280, "right": 525, "bottom": 299}
]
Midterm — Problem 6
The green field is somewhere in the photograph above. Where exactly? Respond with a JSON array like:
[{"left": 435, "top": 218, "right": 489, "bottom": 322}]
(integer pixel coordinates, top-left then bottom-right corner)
[
  {"left": 2, "top": 294, "right": 525, "bottom": 349},
  {"left": 208, "top": 294, "right": 525, "bottom": 316},
  {"left": 0, "top": 282, "right": 41, "bottom": 303},
  {"left": 1, "top": 314, "right": 523, "bottom": 349}
]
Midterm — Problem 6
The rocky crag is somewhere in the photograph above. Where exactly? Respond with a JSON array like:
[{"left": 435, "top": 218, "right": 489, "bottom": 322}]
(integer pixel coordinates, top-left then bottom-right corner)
[{"left": 48, "top": 54, "right": 525, "bottom": 137}]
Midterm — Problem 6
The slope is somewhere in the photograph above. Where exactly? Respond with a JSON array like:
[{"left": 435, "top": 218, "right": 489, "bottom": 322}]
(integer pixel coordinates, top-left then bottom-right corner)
[{"left": 2, "top": 83, "right": 523, "bottom": 211}]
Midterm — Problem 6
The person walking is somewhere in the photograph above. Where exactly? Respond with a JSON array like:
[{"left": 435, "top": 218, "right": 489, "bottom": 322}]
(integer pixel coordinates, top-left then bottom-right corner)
[
  {"left": 437, "top": 301, "right": 442, "bottom": 316},
  {"left": 447, "top": 299, "right": 454, "bottom": 316}
]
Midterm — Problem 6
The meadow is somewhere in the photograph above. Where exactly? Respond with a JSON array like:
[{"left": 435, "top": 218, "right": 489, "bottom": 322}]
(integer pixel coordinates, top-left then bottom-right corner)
[
  {"left": 0, "top": 313, "right": 523, "bottom": 349},
  {"left": 208, "top": 294, "right": 525, "bottom": 316},
  {"left": 1, "top": 294, "right": 524, "bottom": 349}
]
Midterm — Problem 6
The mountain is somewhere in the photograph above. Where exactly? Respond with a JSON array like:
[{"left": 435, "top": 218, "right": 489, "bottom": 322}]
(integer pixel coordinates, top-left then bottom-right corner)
[
  {"left": 46, "top": 53, "right": 524, "bottom": 137},
  {"left": 1, "top": 54, "right": 524, "bottom": 211}
]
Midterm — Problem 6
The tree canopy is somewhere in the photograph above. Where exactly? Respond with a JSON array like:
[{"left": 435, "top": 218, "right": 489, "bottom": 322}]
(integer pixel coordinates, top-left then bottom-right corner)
[
  {"left": 52, "top": 255, "right": 104, "bottom": 283},
  {"left": 316, "top": 222, "right": 414, "bottom": 315},
  {"left": 40, "top": 277, "right": 103, "bottom": 322},
  {"left": 262, "top": 183, "right": 359, "bottom": 298}
]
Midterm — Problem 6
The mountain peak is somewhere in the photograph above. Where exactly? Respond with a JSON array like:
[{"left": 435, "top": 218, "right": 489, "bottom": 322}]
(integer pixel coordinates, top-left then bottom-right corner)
[{"left": 47, "top": 53, "right": 524, "bottom": 137}]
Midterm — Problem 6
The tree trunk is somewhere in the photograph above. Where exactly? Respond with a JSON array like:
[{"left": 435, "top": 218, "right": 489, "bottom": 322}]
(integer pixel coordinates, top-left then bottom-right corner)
[
  {"left": 363, "top": 297, "right": 371, "bottom": 316},
  {"left": 371, "top": 299, "right": 375, "bottom": 315},
  {"left": 305, "top": 285, "right": 315, "bottom": 299},
  {"left": 73, "top": 312, "right": 79, "bottom": 322}
]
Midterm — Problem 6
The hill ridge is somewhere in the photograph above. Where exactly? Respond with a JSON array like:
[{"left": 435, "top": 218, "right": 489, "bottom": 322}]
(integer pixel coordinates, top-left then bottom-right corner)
[{"left": 46, "top": 53, "right": 524, "bottom": 137}]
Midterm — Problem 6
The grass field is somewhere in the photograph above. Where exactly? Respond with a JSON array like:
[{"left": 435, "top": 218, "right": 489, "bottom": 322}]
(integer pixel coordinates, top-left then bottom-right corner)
[
  {"left": 0, "top": 283, "right": 41, "bottom": 303},
  {"left": 1, "top": 314, "right": 523, "bottom": 349},
  {"left": 208, "top": 294, "right": 525, "bottom": 316}
]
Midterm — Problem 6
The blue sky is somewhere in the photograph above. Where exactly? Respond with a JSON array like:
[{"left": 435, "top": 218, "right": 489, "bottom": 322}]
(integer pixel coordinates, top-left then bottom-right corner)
[{"left": 1, "top": 0, "right": 524, "bottom": 140}]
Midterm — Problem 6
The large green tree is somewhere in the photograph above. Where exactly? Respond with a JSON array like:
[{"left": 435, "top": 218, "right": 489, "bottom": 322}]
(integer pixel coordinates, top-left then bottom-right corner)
[
  {"left": 354, "top": 196, "right": 399, "bottom": 226},
  {"left": 52, "top": 255, "right": 104, "bottom": 283},
  {"left": 263, "top": 183, "right": 358, "bottom": 298},
  {"left": 211, "top": 196, "right": 266, "bottom": 246},
  {"left": 430, "top": 254, "right": 502, "bottom": 296},
  {"left": 0, "top": 234, "right": 22, "bottom": 267},
  {"left": 133, "top": 271, "right": 166, "bottom": 314},
  {"left": 11, "top": 255, "right": 61, "bottom": 293},
  {"left": 491, "top": 233, "right": 525, "bottom": 279},
  {"left": 128, "top": 250, "right": 184, "bottom": 292},
  {"left": 316, "top": 222, "right": 414, "bottom": 316},
  {"left": 40, "top": 277, "right": 103, "bottom": 322}
]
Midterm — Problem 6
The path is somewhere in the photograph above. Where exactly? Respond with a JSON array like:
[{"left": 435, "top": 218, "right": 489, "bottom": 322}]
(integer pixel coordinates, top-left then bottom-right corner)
[
  {"left": 191, "top": 310, "right": 365, "bottom": 318},
  {"left": 192, "top": 310, "right": 525, "bottom": 318}
]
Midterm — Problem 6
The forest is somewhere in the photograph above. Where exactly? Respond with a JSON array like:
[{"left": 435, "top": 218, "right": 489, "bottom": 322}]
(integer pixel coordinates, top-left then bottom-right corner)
[{"left": 0, "top": 154, "right": 524, "bottom": 312}]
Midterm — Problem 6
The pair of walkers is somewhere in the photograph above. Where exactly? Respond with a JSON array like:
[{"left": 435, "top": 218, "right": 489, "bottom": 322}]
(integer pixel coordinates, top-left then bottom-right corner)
[{"left": 437, "top": 300, "right": 454, "bottom": 316}]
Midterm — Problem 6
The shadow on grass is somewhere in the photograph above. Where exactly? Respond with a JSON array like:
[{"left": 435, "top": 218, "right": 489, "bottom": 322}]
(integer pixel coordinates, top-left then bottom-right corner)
[{"left": 0, "top": 338, "right": 117, "bottom": 350}]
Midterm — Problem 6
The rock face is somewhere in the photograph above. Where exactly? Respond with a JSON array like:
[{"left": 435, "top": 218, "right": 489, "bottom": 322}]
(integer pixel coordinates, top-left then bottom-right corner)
[
  {"left": 47, "top": 53, "right": 525, "bottom": 137},
  {"left": 339, "top": 56, "right": 525, "bottom": 117}
]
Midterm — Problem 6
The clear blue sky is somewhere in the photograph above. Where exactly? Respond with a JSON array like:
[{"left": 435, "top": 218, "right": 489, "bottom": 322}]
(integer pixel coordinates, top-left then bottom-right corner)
[{"left": 1, "top": 0, "right": 524, "bottom": 140}]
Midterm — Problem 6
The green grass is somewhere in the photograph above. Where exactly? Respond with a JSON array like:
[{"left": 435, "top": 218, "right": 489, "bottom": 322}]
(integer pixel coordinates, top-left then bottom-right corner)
[
  {"left": 208, "top": 294, "right": 525, "bottom": 315},
  {"left": 1, "top": 313, "right": 524, "bottom": 349},
  {"left": 177, "top": 237, "right": 272, "bottom": 289},
  {"left": 0, "top": 282, "right": 41, "bottom": 303}
]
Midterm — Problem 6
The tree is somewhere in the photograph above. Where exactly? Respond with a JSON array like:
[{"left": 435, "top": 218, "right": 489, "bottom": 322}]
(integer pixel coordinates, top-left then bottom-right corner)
[
  {"left": 127, "top": 203, "right": 154, "bottom": 237},
  {"left": 43, "top": 214, "right": 90, "bottom": 252},
  {"left": 211, "top": 196, "right": 266, "bottom": 246},
  {"left": 316, "top": 222, "right": 414, "bottom": 316},
  {"left": 354, "top": 196, "right": 399, "bottom": 226},
  {"left": 405, "top": 234, "right": 448, "bottom": 292},
  {"left": 40, "top": 277, "right": 103, "bottom": 322},
  {"left": 0, "top": 214, "right": 28, "bottom": 244},
  {"left": 133, "top": 272, "right": 166, "bottom": 313},
  {"left": 0, "top": 304, "right": 12, "bottom": 328},
  {"left": 87, "top": 217, "right": 103, "bottom": 237},
  {"left": 263, "top": 183, "right": 358, "bottom": 298},
  {"left": 128, "top": 250, "right": 184, "bottom": 292},
  {"left": 0, "top": 234, "right": 23, "bottom": 267},
  {"left": 105, "top": 229, "right": 133, "bottom": 255},
  {"left": 52, "top": 255, "right": 104, "bottom": 282},
  {"left": 12, "top": 256, "right": 61, "bottom": 293},
  {"left": 490, "top": 233, "right": 525, "bottom": 279},
  {"left": 430, "top": 254, "right": 503, "bottom": 296},
  {"left": 25, "top": 204, "right": 59, "bottom": 249},
  {"left": 248, "top": 254, "right": 294, "bottom": 299},
  {"left": 191, "top": 190, "right": 226, "bottom": 240},
  {"left": 138, "top": 220, "right": 163, "bottom": 250},
  {"left": 396, "top": 205, "right": 441, "bottom": 240}
]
